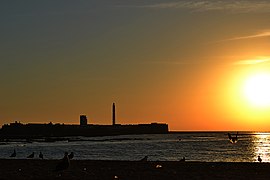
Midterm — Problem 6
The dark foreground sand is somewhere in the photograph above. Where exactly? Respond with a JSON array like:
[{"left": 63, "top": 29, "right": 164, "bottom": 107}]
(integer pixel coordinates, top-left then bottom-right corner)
[{"left": 0, "top": 159, "right": 269, "bottom": 180}]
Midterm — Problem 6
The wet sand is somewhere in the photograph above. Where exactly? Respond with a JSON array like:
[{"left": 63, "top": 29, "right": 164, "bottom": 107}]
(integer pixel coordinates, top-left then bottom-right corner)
[{"left": 0, "top": 159, "right": 269, "bottom": 179}]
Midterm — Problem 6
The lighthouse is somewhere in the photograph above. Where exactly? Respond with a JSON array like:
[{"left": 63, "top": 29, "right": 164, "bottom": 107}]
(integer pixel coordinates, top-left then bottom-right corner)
[{"left": 112, "top": 103, "right": 116, "bottom": 125}]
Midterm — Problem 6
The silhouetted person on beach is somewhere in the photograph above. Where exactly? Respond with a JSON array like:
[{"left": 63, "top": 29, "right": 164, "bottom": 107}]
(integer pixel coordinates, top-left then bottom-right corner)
[
  {"left": 27, "top": 152, "right": 35, "bottom": 158},
  {"left": 10, "top": 149, "right": 16, "bottom": 157},
  {"left": 54, "top": 152, "right": 70, "bottom": 172},
  {"left": 68, "top": 152, "right": 74, "bottom": 160},
  {"left": 228, "top": 132, "right": 238, "bottom": 143},
  {"left": 258, "top": 156, "right": 262, "bottom": 163},
  {"left": 140, "top": 156, "right": 148, "bottom": 162},
  {"left": 39, "top": 152, "right": 43, "bottom": 159}
]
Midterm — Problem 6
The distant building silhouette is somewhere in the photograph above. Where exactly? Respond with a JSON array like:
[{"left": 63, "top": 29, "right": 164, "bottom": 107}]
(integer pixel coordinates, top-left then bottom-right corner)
[
  {"left": 0, "top": 103, "right": 169, "bottom": 138},
  {"left": 112, "top": 103, "right": 116, "bottom": 126},
  {"left": 80, "top": 115, "right": 87, "bottom": 126}
]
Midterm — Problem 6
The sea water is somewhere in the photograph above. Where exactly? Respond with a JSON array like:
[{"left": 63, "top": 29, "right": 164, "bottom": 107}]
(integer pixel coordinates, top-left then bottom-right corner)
[{"left": 0, "top": 132, "right": 269, "bottom": 162}]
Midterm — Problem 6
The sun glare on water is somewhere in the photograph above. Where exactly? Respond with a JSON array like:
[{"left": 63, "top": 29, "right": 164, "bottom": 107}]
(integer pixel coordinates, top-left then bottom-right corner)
[{"left": 244, "top": 73, "right": 270, "bottom": 107}]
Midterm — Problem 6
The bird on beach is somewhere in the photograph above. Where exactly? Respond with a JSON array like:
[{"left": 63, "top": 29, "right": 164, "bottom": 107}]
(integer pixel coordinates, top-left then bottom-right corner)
[
  {"left": 10, "top": 149, "right": 16, "bottom": 157},
  {"left": 27, "top": 152, "right": 35, "bottom": 158},
  {"left": 68, "top": 152, "right": 74, "bottom": 160},
  {"left": 54, "top": 152, "right": 70, "bottom": 172},
  {"left": 39, "top": 152, "right": 43, "bottom": 159},
  {"left": 180, "top": 157, "right": 185, "bottom": 162},
  {"left": 228, "top": 132, "right": 238, "bottom": 143},
  {"left": 258, "top": 156, "right": 262, "bottom": 163},
  {"left": 139, "top": 156, "right": 148, "bottom": 162}
]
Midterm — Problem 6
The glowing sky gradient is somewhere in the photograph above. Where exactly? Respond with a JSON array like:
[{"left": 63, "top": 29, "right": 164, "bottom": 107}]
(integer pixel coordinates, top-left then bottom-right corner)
[{"left": 1, "top": 0, "right": 270, "bottom": 131}]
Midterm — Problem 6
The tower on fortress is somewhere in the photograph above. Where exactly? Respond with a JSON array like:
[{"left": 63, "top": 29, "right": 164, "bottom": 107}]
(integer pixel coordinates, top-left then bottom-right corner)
[
  {"left": 80, "top": 115, "right": 87, "bottom": 126},
  {"left": 112, "top": 103, "right": 116, "bottom": 125}
]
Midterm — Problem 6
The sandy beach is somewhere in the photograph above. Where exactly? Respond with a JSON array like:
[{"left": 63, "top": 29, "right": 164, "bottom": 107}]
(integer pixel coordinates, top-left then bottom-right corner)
[{"left": 0, "top": 159, "right": 269, "bottom": 180}]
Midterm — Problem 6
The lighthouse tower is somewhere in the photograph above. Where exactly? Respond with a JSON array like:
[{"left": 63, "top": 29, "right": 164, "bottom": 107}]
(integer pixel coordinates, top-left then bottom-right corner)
[{"left": 112, "top": 103, "right": 116, "bottom": 125}]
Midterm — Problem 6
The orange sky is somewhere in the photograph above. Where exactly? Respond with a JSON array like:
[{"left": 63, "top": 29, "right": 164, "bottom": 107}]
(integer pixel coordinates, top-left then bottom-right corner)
[{"left": 1, "top": 1, "right": 270, "bottom": 131}]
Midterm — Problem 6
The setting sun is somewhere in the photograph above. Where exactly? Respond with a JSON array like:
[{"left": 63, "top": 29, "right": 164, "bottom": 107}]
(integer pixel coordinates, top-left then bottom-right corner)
[{"left": 244, "top": 73, "right": 270, "bottom": 107}]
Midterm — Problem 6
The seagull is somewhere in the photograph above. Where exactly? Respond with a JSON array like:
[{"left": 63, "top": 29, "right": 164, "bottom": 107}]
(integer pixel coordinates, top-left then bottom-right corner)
[
  {"left": 27, "top": 152, "right": 35, "bottom": 158},
  {"left": 228, "top": 132, "right": 238, "bottom": 143},
  {"left": 139, "top": 156, "right": 148, "bottom": 162},
  {"left": 180, "top": 157, "right": 185, "bottom": 162},
  {"left": 39, "top": 152, "right": 43, "bottom": 159},
  {"left": 68, "top": 152, "right": 74, "bottom": 160},
  {"left": 10, "top": 149, "right": 16, "bottom": 157},
  {"left": 258, "top": 156, "right": 262, "bottom": 163},
  {"left": 54, "top": 152, "right": 70, "bottom": 172}
]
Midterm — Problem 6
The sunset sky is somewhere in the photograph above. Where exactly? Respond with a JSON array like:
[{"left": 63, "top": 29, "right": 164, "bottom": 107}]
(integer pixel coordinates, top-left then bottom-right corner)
[{"left": 1, "top": 0, "right": 270, "bottom": 131}]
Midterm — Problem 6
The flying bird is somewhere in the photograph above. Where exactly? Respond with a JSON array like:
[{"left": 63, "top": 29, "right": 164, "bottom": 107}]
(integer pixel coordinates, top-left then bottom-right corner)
[
  {"left": 54, "top": 152, "right": 70, "bottom": 172},
  {"left": 228, "top": 132, "right": 238, "bottom": 143},
  {"left": 27, "top": 152, "right": 35, "bottom": 158},
  {"left": 39, "top": 152, "right": 43, "bottom": 159},
  {"left": 10, "top": 149, "right": 16, "bottom": 157},
  {"left": 258, "top": 156, "right": 262, "bottom": 163},
  {"left": 68, "top": 152, "right": 74, "bottom": 160}
]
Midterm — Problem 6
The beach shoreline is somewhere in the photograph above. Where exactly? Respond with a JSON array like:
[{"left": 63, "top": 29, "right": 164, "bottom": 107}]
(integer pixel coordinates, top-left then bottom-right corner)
[{"left": 0, "top": 159, "right": 269, "bottom": 179}]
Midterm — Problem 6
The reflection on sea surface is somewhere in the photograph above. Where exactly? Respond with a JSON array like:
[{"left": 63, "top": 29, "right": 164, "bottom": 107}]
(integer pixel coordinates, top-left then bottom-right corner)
[
  {"left": 0, "top": 132, "right": 270, "bottom": 162},
  {"left": 253, "top": 133, "right": 270, "bottom": 162}
]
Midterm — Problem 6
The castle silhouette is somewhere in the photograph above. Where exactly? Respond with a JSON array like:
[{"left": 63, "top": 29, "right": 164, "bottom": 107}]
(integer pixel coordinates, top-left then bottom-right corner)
[{"left": 0, "top": 103, "right": 168, "bottom": 139}]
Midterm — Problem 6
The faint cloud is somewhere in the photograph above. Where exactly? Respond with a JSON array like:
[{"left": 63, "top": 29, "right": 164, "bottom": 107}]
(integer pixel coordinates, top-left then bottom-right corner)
[
  {"left": 121, "top": 0, "right": 270, "bottom": 13},
  {"left": 143, "top": 61, "right": 197, "bottom": 65},
  {"left": 220, "top": 31, "right": 270, "bottom": 42},
  {"left": 234, "top": 57, "right": 270, "bottom": 65}
]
